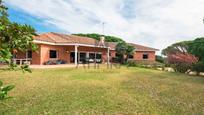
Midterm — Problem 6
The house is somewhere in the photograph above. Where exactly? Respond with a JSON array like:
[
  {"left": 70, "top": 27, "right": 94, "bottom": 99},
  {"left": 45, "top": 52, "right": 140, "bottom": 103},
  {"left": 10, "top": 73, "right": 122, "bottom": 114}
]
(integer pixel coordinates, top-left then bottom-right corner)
[{"left": 13, "top": 32, "right": 159, "bottom": 65}]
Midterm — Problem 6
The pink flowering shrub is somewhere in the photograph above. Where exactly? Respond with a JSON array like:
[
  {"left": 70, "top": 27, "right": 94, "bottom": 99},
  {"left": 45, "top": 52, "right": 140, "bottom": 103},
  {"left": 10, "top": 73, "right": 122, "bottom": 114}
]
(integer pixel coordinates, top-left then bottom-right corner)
[{"left": 167, "top": 53, "right": 198, "bottom": 73}]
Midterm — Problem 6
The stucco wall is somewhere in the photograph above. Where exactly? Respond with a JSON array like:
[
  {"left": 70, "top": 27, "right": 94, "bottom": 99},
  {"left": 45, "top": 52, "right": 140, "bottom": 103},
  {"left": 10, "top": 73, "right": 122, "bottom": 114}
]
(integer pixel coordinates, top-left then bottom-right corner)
[
  {"left": 15, "top": 44, "right": 156, "bottom": 65},
  {"left": 133, "top": 51, "right": 155, "bottom": 61},
  {"left": 40, "top": 44, "right": 71, "bottom": 65},
  {"left": 38, "top": 45, "right": 110, "bottom": 65},
  {"left": 109, "top": 50, "right": 156, "bottom": 61}
]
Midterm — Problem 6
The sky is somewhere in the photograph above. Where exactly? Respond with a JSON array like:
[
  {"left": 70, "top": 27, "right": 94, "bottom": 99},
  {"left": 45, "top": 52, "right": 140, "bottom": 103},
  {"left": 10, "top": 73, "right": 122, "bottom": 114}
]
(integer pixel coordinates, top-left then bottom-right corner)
[{"left": 5, "top": 0, "right": 204, "bottom": 54}]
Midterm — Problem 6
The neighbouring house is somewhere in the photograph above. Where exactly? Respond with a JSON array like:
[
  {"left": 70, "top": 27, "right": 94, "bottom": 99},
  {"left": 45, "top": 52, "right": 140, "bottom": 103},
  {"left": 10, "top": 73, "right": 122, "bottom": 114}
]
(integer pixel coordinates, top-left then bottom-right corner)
[{"left": 13, "top": 32, "right": 159, "bottom": 65}]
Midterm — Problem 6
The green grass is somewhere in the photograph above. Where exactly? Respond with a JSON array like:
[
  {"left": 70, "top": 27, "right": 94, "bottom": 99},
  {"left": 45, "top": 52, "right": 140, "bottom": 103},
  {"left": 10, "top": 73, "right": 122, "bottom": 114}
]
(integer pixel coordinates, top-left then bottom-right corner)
[{"left": 0, "top": 67, "right": 204, "bottom": 114}]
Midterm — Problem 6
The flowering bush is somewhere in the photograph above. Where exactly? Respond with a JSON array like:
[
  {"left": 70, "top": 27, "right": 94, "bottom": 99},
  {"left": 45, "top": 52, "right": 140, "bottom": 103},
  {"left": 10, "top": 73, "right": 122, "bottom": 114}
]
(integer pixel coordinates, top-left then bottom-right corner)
[{"left": 167, "top": 53, "right": 198, "bottom": 73}]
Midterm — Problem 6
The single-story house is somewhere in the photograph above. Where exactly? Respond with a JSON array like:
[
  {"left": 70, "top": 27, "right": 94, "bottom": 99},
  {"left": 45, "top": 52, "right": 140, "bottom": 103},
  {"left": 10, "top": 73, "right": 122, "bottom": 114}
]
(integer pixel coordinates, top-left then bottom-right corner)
[{"left": 13, "top": 32, "right": 159, "bottom": 65}]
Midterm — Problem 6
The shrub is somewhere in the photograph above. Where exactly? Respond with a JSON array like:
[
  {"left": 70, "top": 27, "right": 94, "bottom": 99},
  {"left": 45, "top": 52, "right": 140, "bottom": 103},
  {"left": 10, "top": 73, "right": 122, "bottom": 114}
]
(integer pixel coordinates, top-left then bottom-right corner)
[
  {"left": 167, "top": 53, "right": 198, "bottom": 73},
  {"left": 156, "top": 55, "right": 164, "bottom": 63},
  {"left": 125, "top": 60, "right": 164, "bottom": 69},
  {"left": 126, "top": 61, "right": 137, "bottom": 67},
  {"left": 192, "top": 61, "right": 204, "bottom": 75},
  {"left": 171, "top": 63, "right": 192, "bottom": 73}
]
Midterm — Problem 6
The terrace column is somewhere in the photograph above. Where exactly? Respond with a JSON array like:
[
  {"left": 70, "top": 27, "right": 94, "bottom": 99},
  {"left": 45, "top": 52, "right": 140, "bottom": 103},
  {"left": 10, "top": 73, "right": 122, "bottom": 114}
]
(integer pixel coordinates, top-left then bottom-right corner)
[
  {"left": 107, "top": 47, "right": 110, "bottom": 66},
  {"left": 86, "top": 52, "right": 89, "bottom": 59},
  {"left": 75, "top": 45, "right": 78, "bottom": 66}
]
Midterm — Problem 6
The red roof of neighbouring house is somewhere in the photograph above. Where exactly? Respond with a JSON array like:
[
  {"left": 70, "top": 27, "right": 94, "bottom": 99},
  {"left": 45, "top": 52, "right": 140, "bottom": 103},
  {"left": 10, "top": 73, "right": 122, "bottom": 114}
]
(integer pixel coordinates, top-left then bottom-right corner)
[
  {"left": 128, "top": 43, "right": 159, "bottom": 51},
  {"left": 106, "top": 42, "right": 158, "bottom": 51},
  {"left": 33, "top": 32, "right": 158, "bottom": 51}
]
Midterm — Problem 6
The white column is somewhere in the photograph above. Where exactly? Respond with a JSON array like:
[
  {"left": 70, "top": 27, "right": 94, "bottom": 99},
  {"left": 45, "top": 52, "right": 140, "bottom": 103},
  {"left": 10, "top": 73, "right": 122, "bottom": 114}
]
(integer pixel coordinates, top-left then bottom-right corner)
[
  {"left": 75, "top": 45, "right": 78, "bottom": 66},
  {"left": 86, "top": 52, "right": 89, "bottom": 58},
  {"left": 78, "top": 52, "right": 80, "bottom": 63},
  {"left": 107, "top": 47, "right": 110, "bottom": 65}
]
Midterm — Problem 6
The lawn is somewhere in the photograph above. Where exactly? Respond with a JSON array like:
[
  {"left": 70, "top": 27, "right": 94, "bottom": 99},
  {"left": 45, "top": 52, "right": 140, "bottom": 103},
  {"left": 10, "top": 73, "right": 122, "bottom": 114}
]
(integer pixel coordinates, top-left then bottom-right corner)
[{"left": 0, "top": 66, "right": 204, "bottom": 114}]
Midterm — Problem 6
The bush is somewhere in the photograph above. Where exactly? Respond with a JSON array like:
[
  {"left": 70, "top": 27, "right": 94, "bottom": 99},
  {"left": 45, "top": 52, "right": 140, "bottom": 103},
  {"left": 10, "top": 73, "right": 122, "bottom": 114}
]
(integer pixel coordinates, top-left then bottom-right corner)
[
  {"left": 125, "top": 60, "right": 164, "bottom": 69},
  {"left": 171, "top": 63, "right": 192, "bottom": 73},
  {"left": 192, "top": 61, "right": 204, "bottom": 75},
  {"left": 126, "top": 61, "right": 137, "bottom": 67},
  {"left": 156, "top": 55, "right": 164, "bottom": 63},
  {"left": 167, "top": 53, "right": 198, "bottom": 73}
]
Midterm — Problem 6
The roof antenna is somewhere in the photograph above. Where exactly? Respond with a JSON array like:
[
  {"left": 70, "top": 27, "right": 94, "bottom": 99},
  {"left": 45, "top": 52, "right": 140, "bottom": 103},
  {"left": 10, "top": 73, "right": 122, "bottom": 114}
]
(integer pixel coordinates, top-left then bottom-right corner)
[
  {"left": 203, "top": 17, "right": 204, "bottom": 24},
  {"left": 102, "top": 22, "right": 105, "bottom": 35}
]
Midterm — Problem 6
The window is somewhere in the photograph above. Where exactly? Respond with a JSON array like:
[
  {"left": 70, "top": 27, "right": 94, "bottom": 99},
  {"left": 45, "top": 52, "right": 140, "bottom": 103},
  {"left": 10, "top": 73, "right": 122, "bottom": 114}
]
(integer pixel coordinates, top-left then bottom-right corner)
[
  {"left": 79, "top": 53, "right": 86, "bottom": 62},
  {"left": 50, "top": 50, "right": 57, "bottom": 58},
  {"left": 96, "top": 54, "right": 102, "bottom": 59},
  {"left": 89, "top": 53, "right": 95, "bottom": 59},
  {"left": 116, "top": 53, "right": 120, "bottom": 58},
  {"left": 27, "top": 50, "right": 32, "bottom": 59},
  {"left": 143, "top": 54, "right": 149, "bottom": 59}
]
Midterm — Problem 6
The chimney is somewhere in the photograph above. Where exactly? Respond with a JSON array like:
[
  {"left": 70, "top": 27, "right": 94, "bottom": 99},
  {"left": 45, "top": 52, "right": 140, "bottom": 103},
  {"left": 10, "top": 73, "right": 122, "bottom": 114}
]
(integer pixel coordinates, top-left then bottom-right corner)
[{"left": 99, "top": 36, "right": 105, "bottom": 46}]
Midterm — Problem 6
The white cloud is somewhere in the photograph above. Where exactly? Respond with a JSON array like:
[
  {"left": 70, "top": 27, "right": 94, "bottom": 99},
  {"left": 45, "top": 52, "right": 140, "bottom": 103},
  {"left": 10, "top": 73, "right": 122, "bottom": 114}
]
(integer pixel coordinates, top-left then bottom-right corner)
[{"left": 5, "top": 0, "right": 204, "bottom": 54}]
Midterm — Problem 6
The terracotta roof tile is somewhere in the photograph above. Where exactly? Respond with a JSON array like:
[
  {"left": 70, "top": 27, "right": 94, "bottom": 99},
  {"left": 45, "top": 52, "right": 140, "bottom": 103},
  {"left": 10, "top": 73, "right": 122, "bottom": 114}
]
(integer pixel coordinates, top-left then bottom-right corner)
[
  {"left": 34, "top": 32, "right": 100, "bottom": 46},
  {"left": 33, "top": 32, "right": 158, "bottom": 51}
]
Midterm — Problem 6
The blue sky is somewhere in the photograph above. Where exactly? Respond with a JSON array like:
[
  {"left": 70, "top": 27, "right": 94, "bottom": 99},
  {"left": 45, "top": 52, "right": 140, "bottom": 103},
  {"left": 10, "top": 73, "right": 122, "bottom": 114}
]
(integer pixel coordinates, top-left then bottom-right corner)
[
  {"left": 5, "top": 0, "right": 204, "bottom": 52},
  {"left": 8, "top": 7, "right": 64, "bottom": 33}
]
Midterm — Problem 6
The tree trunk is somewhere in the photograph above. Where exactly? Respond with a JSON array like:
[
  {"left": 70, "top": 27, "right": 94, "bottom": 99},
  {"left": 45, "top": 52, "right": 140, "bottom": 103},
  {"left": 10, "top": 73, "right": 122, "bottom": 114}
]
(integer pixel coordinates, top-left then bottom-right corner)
[{"left": 196, "top": 72, "right": 200, "bottom": 76}]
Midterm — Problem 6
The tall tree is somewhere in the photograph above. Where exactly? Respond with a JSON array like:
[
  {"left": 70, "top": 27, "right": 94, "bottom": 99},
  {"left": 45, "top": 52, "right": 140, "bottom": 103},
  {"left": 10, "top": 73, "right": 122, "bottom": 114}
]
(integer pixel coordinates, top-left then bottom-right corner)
[
  {"left": 188, "top": 38, "right": 204, "bottom": 62},
  {"left": 162, "top": 41, "right": 191, "bottom": 55},
  {"left": 73, "top": 33, "right": 124, "bottom": 42}
]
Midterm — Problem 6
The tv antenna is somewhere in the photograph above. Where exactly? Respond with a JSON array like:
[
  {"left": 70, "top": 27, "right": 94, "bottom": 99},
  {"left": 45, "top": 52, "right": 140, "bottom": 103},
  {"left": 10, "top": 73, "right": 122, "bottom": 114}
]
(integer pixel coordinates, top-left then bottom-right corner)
[
  {"left": 102, "top": 22, "right": 105, "bottom": 35},
  {"left": 203, "top": 17, "right": 204, "bottom": 23}
]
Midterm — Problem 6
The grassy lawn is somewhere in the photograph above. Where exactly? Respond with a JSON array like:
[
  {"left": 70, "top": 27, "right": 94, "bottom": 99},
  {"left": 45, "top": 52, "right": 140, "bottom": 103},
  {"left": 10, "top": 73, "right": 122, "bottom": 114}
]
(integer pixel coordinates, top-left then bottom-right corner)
[{"left": 0, "top": 66, "right": 204, "bottom": 114}]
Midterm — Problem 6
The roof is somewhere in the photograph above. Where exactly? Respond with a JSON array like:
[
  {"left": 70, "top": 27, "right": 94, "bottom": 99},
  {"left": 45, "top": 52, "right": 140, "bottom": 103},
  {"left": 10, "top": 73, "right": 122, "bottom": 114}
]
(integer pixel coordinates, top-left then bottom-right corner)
[
  {"left": 104, "top": 42, "right": 158, "bottom": 51},
  {"left": 34, "top": 32, "right": 102, "bottom": 46},
  {"left": 106, "top": 42, "right": 118, "bottom": 50},
  {"left": 33, "top": 32, "right": 158, "bottom": 51},
  {"left": 128, "top": 43, "right": 159, "bottom": 51}
]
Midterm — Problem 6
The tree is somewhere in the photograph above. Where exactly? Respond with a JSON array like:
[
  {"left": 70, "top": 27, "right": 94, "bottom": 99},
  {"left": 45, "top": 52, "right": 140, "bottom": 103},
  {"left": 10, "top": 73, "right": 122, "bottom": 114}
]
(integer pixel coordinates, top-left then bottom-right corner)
[
  {"left": 73, "top": 33, "right": 124, "bottom": 42},
  {"left": 188, "top": 38, "right": 204, "bottom": 62},
  {"left": 162, "top": 40, "right": 198, "bottom": 73},
  {"left": 162, "top": 41, "right": 191, "bottom": 55},
  {"left": 115, "top": 42, "right": 135, "bottom": 63},
  {"left": 162, "top": 37, "right": 204, "bottom": 74},
  {"left": 115, "top": 42, "right": 127, "bottom": 63},
  {"left": 192, "top": 62, "right": 204, "bottom": 76},
  {"left": 126, "top": 44, "right": 135, "bottom": 59},
  {"left": 0, "top": 0, "right": 37, "bottom": 65},
  {"left": 0, "top": 0, "right": 37, "bottom": 100}
]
